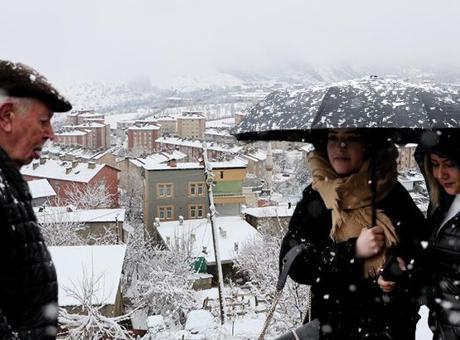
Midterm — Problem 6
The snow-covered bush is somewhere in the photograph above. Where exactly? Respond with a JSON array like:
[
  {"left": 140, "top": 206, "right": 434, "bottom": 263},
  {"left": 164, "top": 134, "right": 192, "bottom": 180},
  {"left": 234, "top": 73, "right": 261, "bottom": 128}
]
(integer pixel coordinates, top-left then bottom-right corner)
[
  {"left": 122, "top": 224, "right": 198, "bottom": 327},
  {"left": 233, "top": 229, "right": 310, "bottom": 336}
]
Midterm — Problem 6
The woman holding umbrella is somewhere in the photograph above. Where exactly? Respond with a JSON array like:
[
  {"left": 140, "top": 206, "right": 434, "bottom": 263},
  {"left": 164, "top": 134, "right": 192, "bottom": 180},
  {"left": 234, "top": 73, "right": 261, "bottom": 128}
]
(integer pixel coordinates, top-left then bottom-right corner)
[
  {"left": 279, "top": 128, "right": 426, "bottom": 340},
  {"left": 416, "top": 132, "right": 460, "bottom": 339}
]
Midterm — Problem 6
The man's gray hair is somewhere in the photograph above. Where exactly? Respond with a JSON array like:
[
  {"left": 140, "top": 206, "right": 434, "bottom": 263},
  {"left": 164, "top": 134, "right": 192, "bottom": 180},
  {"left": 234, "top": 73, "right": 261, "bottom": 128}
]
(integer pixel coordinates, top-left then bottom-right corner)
[{"left": 0, "top": 94, "right": 32, "bottom": 116}]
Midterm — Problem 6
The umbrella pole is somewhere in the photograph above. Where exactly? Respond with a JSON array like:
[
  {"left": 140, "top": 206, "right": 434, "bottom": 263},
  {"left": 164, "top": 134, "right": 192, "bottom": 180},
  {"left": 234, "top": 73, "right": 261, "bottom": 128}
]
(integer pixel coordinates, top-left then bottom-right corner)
[{"left": 370, "top": 151, "right": 377, "bottom": 228}]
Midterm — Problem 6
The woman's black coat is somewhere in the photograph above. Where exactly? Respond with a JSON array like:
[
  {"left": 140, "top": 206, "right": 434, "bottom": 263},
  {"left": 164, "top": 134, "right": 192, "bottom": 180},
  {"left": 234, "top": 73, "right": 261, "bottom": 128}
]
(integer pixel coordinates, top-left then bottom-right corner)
[
  {"left": 279, "top": 182, "right": 427, "bottom": 340},
  {"left": 424, "top": 196, "right": 460, "bottom": 338}
]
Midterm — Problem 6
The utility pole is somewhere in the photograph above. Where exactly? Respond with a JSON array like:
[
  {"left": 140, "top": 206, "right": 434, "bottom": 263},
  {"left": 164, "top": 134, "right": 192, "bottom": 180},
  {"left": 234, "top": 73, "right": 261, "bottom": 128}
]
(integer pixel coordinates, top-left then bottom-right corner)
[{"left": 202, "top": 142, "right": 226, "bottom": 324}]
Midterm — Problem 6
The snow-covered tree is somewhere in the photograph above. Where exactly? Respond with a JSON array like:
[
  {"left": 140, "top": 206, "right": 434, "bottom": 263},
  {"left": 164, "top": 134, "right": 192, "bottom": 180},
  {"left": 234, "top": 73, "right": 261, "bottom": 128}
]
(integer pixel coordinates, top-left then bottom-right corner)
[
  {"left": 58, "top": 269, "right": 134, "bottom": 339},
  {"left": 65, "top": 180, "right": 115, "bottom": 209},
  {"left": 122, "top": 224, "right": 198, "bottom": 327},
  {"left": 233, "top": 228, "right": 310, "bottom": 336},
  {"left": 38, "top": 206, "right": 84, "bottom": 246},
  {"left": 119, "top": 171, "right": 144, "bottom": 223}
]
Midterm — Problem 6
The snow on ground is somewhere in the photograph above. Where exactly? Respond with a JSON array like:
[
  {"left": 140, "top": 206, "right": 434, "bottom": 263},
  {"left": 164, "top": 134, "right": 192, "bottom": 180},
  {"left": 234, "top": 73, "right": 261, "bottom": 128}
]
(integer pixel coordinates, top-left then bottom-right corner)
[{"left": 146, "top": 305, "right": 432, "bottom": 339}]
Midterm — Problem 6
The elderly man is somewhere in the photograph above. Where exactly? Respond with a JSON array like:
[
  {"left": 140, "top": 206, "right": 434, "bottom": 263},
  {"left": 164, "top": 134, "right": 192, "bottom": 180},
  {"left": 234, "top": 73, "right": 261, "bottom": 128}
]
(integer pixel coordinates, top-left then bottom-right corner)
[{"left": 0, "top": 60, "right": 71, "bottom": 339}]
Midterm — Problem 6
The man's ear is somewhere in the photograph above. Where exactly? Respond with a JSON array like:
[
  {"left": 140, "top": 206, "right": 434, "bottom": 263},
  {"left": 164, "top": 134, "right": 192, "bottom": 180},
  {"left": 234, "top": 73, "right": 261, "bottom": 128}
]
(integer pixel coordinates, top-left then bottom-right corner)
[{"left": 0, "top": 103, "right": 15, "bottom": 133}]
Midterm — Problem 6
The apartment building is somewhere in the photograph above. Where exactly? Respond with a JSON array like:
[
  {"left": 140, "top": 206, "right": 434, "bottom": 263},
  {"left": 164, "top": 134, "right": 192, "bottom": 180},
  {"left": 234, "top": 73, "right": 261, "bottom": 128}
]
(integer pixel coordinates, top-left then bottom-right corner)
[
  {"left": 397, "top": 143, "right": 418, "bottom": 170},
  {"left": 137, "top": 157, "right": 247, "bottom": 236},
  {"left": 157, "top": 116, "right": 177, "bottom": 136},
  {"left": 67, "top": 110, "right": 104, "bottom": 125},
  {"left": 156, "top": 136, "right": 242, "bottom": 161},
  {"left": 176, "top": 111, "right": 206, "bottom": 139},
  {"left": 127, "top": 124, "right": 160, "bottom": 154}
]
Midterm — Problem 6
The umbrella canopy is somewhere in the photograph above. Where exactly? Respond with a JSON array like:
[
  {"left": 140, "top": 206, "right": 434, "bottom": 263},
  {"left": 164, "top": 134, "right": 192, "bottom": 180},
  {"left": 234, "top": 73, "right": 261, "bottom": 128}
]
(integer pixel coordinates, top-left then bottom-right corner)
[{"left": 233, "top": 77, "right": 460, "bottom": 144}]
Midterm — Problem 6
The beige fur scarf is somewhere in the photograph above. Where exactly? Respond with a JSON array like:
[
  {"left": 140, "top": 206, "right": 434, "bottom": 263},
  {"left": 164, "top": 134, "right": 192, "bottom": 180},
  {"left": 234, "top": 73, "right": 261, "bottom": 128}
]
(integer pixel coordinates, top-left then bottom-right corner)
[{"left": 308, "top": 150, "right": 399, "bottom": 278}]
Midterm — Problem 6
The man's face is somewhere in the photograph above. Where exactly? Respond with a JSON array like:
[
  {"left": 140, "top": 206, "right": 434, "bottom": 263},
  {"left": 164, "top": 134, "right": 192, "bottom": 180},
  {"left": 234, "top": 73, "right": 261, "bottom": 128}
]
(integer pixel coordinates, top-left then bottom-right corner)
[{"left": 8, "top": 99, "right": 54, "bottom": 167}]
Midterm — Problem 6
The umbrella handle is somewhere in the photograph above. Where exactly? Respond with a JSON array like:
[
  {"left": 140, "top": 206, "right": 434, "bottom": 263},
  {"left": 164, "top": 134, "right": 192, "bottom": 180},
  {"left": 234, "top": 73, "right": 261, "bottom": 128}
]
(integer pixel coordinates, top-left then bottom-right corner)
[{"left": 277, "top": 244, "right": 307, "bottom": 290}]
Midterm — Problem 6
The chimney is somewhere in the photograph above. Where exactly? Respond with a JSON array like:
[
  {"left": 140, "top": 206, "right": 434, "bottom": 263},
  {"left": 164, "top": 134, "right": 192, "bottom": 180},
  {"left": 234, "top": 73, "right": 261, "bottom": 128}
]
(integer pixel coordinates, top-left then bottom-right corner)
[
  {"left": 88, "top": 161, "right": 96, "bottom": 169},
  {"left": 71, "top": 160, "right": 79, "bottom": 168},
  {"left": 39, "top": 158, "right": 47, "bottom": 165},
  {"left": 32, "top": 162, "right": 39, "bottom": 170},
  {"left": 65, "top": 166, "right": 72, "bottom": 175}
]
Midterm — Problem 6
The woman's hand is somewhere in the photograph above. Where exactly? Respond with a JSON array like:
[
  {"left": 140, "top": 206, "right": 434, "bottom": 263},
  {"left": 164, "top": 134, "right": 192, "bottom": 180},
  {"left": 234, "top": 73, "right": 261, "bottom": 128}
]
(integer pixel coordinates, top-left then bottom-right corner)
[
  {"left": 378, "top": 257, "right": 406, "bottom": 293},
  {"left": 377, "top": 276, "right": 396, "bottom": 293},
  {"left": 355, "top": 226, "right": 385, "bottom": 258}
]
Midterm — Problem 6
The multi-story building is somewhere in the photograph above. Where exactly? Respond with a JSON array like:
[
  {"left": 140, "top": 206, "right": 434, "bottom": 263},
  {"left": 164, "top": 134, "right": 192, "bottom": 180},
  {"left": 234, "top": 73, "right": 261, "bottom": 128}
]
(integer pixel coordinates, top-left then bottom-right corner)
[
  {"left": 21, "top": 158, "right": 120, "bottom": 207},
  {"left": 67, "top": 110, "right": 104, "bottom": 126},
  {"left": 397, "top": 143, "right": 418, "bottom": 170},
  {"left": 176, "top": 111, "right": 206, "bottom": 139},
  {"left": 156, "top": 136, "right": 242, "bottom": 161},
  {"left": 136, "top": 157, "right": 247, "bottom": 236},
  {"left": 127, "top": 124, "right": 160, "bottom": 154},
  {"left": 54, "top": 130, "right": 89, "bottom": 148},
  {"left": 239, "top": 150, "right": 267, "bottom": 178},
  {"left": 55, "top": 122, "right": 110, "bottom": 150},
  {"left": 157, "top": 116, "right": 177, "bottom": 136}
]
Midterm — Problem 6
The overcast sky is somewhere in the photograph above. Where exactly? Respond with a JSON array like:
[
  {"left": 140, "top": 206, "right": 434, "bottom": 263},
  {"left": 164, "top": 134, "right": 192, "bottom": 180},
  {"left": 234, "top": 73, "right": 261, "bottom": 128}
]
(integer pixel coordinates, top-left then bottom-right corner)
[{"left": 2, "top": 0, "right": 460, "bottom": 87}]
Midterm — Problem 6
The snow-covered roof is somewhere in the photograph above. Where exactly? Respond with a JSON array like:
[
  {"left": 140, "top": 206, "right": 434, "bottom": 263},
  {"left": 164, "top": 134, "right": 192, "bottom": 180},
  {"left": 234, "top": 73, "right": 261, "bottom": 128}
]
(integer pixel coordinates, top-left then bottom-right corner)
[
  {"left": 34, "top": 207, "right": 125, "bottom": 223},
  {"left": 156, "top": 216, "right": 260, "bottom": 265},
  {"left": 128, "top": 124, "right": 160, "bottom": 131},
  {"left": 49, "top": 245, "right": 126, "bottom": 306},
  {"left": 156, "top": 116, "right": 176, "bottom": 122},
  {"left": 206, "top": 118, "right": 235, "bottom": 128},
  {"left": 300, "top": 144, "right": 315, "bottom": 153},
  {"left": 21, "top": 159, "right": 105, "bottom": 183},
  {"left": 205, "top": 128, "right": 232, "bottom": 136},
  {"left": 156, "top": 137, "right": 241, "bottom": 153},
  {"left": 27, "top": 179, "right": 56, "bottom": 199},
  {"left": 209, "top": 159, "right": 247, "bottom": 168},
  {"left": 129, "top": 150, "right": 187, "bottom": 169},
  {"left": 242, "top": 150, "right": 267, "bottom": 162},
  {"left": 44, "top": 143, "right": 118, "bottom": 161},
  {"left": 242, "top": 205, "right": 296, "bottom": 218},
  {"left": 135, "top": 158, "right": 246, "bottom": 171},
  {"left": 74, "top": 122, "right": 106, "bottom": 128},
  {"left": 55, "top": 130, "right": 88, "bottom": 136}
]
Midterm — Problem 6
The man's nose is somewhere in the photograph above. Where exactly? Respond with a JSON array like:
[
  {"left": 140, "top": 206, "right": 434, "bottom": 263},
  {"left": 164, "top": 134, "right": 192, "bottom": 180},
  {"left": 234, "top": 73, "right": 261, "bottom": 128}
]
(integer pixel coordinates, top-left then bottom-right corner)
[{"left": 45, "top": 125, "right": 55, "bottom": 141}]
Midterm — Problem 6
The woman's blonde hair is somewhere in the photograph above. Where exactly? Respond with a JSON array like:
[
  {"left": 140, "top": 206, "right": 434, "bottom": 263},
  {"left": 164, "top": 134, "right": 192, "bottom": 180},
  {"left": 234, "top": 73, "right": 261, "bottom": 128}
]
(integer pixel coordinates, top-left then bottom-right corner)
[{"left": 424, "top": 153, "right": 442, "bottom": 210}]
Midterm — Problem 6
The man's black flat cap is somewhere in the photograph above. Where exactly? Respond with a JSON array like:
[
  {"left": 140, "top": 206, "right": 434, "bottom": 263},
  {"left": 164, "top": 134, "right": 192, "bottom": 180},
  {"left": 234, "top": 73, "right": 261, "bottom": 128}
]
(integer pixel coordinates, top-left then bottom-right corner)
[{"left": 0, "top": 60, "right": 72, "bottom": 112}]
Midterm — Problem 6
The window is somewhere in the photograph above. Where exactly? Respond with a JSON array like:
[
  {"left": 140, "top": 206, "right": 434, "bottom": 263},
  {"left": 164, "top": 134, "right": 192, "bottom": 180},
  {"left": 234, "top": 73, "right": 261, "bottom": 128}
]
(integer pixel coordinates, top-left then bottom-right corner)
[
  {"left": 189, "top": 204, "right": 205, "bottom": 219},
  {"left": 158, "top": 206, "right": 174, "bottom": 220},
  {"left": 189, "top": 182, "right": 205, "bottom": 196},
  {"left": 157, "top": 183, "right": 174, "bottom": 198},
  {"left": 219, "top": 171, "right": 224, "bottom": 179}
]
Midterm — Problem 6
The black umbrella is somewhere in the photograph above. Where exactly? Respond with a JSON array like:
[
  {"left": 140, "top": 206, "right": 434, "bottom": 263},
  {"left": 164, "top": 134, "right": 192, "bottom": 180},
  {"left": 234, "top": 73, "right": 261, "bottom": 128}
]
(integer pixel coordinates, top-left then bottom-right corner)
[
  {"left": 233, "top": 76, "right": 460, "bottom": 232},
  {"left": 233, "top": 77, "right": 460, "bottom": 144}
]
